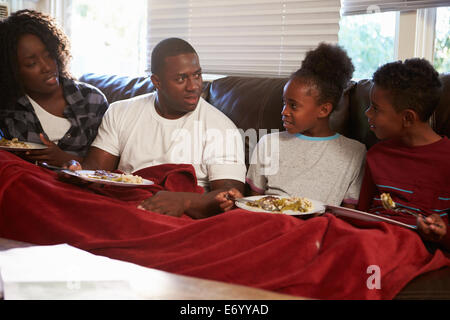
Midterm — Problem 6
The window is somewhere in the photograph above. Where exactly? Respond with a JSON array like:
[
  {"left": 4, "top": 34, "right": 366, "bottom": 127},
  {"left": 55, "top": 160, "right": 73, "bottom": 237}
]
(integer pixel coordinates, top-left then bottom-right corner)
[
  {"left": 338, "top": 11, "right": 396, "bottom": 80},
  {"left": 433, "top": 6, "right": 450, "bottom": 73},
  {"left": 339, "top": 1, "right": 450, "bottom": 79},
  {"left": 69, "top": 0, "right": 147, "bottom": 78},
  {"left": 22, "top": 0, "right": 447, "bottom": 78},
  {"left": 147, "top": 0, "right": 341, "bottom": 77}
]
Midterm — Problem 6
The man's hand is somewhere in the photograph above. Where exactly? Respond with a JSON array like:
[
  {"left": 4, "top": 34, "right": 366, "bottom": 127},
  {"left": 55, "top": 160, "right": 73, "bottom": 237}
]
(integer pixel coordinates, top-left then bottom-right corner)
[
  {"left": 138, "top": 180, "right": 245, "bottom": 219},
  {"left": 417, "top": 214, "right": 447, "bottom": 243},
  {"left": 138, "top": 191, "right": 191, "bottom": 217},
  {"left": 215, "top": 188, "right": 244, "bottom": 212},
  {"left": 25, "top": 133, "right": 80, "bottom": 166}
]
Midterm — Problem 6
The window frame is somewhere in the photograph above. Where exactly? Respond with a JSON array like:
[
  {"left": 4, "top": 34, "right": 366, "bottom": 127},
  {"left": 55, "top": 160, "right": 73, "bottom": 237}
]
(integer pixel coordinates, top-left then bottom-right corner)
[{"left": 396, "top": 7, "right": 437, "bottom": 63}]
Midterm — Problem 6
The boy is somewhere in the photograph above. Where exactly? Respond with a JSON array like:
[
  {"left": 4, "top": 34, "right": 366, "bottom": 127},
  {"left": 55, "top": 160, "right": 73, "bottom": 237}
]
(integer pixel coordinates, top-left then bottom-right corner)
[{"left": 357, "top": 58, "right": 449, "bottom": 250}]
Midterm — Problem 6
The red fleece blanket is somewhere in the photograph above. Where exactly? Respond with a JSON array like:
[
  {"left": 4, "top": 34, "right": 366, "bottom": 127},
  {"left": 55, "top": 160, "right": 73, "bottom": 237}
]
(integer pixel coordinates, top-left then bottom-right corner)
[{"left": 0, "top": 150, "right": 449, "bottom": 300}]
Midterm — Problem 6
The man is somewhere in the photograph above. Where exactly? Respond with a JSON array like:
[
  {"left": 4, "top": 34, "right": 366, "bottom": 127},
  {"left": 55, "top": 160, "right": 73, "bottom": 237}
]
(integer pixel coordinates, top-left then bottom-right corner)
[{"left": 69, "top": 38, "right": 246, "bottom": 218}]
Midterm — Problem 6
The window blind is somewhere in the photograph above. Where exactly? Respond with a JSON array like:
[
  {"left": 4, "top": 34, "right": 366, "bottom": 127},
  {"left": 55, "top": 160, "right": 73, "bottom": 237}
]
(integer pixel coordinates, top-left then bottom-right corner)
[
  {"left": 147, "top": 0, "right": 341, "bottom": 77},
  {"left": 341, "top": 0, "right": 450, "bottom": 16}
]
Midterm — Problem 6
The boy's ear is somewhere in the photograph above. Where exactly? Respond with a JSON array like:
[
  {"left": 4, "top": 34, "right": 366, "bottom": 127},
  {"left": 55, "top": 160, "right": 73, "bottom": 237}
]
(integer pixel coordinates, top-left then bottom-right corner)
[
  {"left": 402, "top": 109, "right": 419, "bottom": 127},
  {"left": 151, "top": 74, "right": 161, "bottom": 90},
  {"left": 318, "top": 102, "right": 333, "bottom": 118}
]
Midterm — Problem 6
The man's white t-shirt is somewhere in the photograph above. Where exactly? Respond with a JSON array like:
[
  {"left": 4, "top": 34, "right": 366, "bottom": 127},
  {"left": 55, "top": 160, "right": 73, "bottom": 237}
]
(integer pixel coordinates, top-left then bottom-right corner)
[{"left": 92, "top": 92, "right": 246, "bottom": 190}]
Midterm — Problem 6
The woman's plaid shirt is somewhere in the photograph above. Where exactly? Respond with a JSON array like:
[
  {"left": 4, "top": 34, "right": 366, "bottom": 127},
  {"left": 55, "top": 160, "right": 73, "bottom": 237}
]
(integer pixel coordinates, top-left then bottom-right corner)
[{"left": 0, "top": 78, "right": 108, "bottom": 157}]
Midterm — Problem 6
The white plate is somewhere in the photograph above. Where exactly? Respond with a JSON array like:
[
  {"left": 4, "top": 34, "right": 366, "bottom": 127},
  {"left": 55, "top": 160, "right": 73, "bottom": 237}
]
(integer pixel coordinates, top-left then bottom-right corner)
[
  {"left": 61, "top": 170, "right": 154, "bottom": 187},
  {"left": 0, "top": 142, "right": 47, "bottom": 151},
  {"left": 235, "top": 195, "right": 326, "bottom": 216}
]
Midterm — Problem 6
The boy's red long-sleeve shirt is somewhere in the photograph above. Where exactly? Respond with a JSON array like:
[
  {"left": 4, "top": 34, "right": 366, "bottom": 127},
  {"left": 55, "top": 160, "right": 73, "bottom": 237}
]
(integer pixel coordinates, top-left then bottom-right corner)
[{"left": 357, "top": 136, "right": 450, "bottom": 250}]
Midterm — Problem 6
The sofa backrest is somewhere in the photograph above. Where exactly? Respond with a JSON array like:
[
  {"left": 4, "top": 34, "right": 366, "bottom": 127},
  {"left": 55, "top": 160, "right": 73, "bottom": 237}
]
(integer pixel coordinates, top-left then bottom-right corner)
[
  {"left": 80, "top": 73, "right": 156, "bottom": 102},
  {"left": 79, "top": 72, "right": 450, "bottom": 154}
]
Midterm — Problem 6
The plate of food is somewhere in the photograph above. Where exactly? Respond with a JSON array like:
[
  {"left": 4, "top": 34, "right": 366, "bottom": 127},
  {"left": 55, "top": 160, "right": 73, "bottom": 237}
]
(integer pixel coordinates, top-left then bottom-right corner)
[
  {"left": 0, "top": 137, "right": 47, "bottom": 151},
  {"left": 61, "top": 169, "right": 154, "bottom": 187},
  {"left": 235, "top": 195, "right": 326, "bottom": 216}
]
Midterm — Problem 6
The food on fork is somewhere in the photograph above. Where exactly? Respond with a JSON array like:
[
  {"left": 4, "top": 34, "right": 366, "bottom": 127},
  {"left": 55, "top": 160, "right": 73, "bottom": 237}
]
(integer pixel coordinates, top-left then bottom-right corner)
[
  {"left": 0, "top": 137, "right": 31, "bottom": 148},
  {"left": 85, "top": 170, "right": 144, "bottom": 184},
  {"left": 245, "top": 196, "right": 313, "bottom": 213},
  {"left": 380, "top": 193, "right": 396, "bottom": 210}
]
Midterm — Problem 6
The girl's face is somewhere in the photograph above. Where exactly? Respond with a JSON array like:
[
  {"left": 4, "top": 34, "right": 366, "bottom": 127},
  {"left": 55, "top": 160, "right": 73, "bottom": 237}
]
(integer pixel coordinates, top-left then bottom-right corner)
[
  {"left": 281, "top": 78, "right": 323, "bottom": 135},
  {"left": 17, "top": 33, "right": 60, "bottom": 96},
  {"left": 365, "top": 84, "right": 404, "bottom": 140}
]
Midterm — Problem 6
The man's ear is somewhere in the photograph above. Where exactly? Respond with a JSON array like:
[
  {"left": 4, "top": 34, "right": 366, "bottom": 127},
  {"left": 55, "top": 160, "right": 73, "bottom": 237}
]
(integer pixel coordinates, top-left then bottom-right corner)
[
  {"left": 318, "top": 102, "right": 333, "bottom": 118},
  {"left": 151, "top": 74, "right": 161, "bottom": 90},
  {"left": 402, "top": 109, "right": 418, "bottom": 127}
]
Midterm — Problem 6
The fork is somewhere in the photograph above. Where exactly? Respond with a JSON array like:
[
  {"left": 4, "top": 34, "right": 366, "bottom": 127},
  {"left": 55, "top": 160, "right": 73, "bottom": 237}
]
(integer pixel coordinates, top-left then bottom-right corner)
[
  {"left": 224, "top": 193, "right": 248, "bottom": 204},
  {"left": 38, "top": 162, "right": 65, "bottom": 172},
  {"left": 380, "top": 193, "right": 420, "bottom": 217},
  {"left": 380, "top": 193, "right": 442, "bottom": 228}
]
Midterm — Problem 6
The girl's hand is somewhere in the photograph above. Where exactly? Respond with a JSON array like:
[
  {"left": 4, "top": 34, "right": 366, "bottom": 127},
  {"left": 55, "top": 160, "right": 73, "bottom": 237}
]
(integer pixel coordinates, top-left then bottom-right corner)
[
  {"left": 215, "top": 188, "right": 244, "bottom": 212},
  {"left": 417, "top": 214, "right": 447, "bottom": 243},
  {"left": 24, "top": 133, "right": 75, "bottom": 167}
]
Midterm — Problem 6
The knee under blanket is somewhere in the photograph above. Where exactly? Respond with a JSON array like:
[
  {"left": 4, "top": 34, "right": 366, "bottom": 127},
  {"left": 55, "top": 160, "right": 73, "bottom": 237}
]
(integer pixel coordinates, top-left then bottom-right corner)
[{"left": 0, "top": 150, "right": 449, "bottom": 300}]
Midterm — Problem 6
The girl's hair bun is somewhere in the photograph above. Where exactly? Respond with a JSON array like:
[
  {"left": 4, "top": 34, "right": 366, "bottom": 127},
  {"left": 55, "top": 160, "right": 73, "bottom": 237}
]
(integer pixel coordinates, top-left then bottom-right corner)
[
  {"left": 292, "top": 43, "right": 354, "bottom": 109},
  {"left": 298, "top": 42, "right": 354, "bottom": 88}
]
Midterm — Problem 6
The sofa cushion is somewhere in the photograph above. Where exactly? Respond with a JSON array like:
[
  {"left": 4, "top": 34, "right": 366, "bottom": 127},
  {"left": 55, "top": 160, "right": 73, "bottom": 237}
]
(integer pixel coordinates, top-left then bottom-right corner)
[
  {"left": 79, "top": 73, "right": 212, "bottom": 105},
  {"left": 208, "top": 76, "right": 286, "bottom": 132},
  {"left": 347, "top": 79, "right": 380, "bottom": 149},
  {"left": 79, "top": 73, "right": 156, "bottom": 104},
  {"left": 432, "top": 73, "right": 450, "bottom": 138}
]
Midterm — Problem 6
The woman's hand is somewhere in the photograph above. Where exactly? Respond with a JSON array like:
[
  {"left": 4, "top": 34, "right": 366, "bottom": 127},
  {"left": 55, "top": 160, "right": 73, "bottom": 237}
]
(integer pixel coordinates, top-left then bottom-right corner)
[
  {"left": 24, "top": 133, "right": 80, "bottom": 167},
  {"left": 417, "top": 214, "right": 447, "bottom": 243},
  {"left": 62, "top": 160, "right": 82, "bottom": 171}
]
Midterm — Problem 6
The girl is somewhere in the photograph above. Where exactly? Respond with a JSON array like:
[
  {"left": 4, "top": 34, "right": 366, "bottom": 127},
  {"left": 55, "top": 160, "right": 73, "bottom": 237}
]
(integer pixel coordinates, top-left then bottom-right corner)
[
  {"left": 217, "top": 43, "right": 366, "bottom": 210},
  {"left": 0, "top": 10, "right": 108, "bottom": 166}
]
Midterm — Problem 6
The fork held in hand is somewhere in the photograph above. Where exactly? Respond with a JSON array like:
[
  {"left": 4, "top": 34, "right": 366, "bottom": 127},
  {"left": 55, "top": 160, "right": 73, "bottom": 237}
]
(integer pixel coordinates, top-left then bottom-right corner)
[{"left": 380, "top": 193, "right": 442, "bottom": 228}]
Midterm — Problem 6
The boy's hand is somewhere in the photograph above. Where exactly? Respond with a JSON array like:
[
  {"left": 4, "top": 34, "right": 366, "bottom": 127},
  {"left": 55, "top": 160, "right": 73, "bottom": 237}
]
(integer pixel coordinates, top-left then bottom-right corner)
[
  {"left": 215, "top": 188, "right": 244, "bottom": 212},
  {"left": 417, "top": 214, "right": 447, "bottom": 243}
]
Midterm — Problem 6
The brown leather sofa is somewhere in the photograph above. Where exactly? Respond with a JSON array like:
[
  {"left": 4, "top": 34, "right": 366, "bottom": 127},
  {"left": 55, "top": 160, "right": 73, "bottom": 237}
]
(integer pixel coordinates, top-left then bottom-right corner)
[{"left": 79, "top": 72, "right": 450, "bottom": 299}]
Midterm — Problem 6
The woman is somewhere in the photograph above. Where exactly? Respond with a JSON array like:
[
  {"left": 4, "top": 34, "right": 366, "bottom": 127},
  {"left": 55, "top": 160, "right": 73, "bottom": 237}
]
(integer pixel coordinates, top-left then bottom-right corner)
[{"left": 0, "top": 10, "right": 108, "bottom": 166}]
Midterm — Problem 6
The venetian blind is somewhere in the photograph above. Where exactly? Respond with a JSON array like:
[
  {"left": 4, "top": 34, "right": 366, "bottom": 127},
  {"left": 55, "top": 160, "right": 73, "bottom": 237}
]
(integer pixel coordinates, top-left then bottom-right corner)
[
  {"left": 147, "top": 0, "right": 341, "bottom": 77},
  {"left": 341, "top": 0, "right": 450, "bottom": 16}
]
